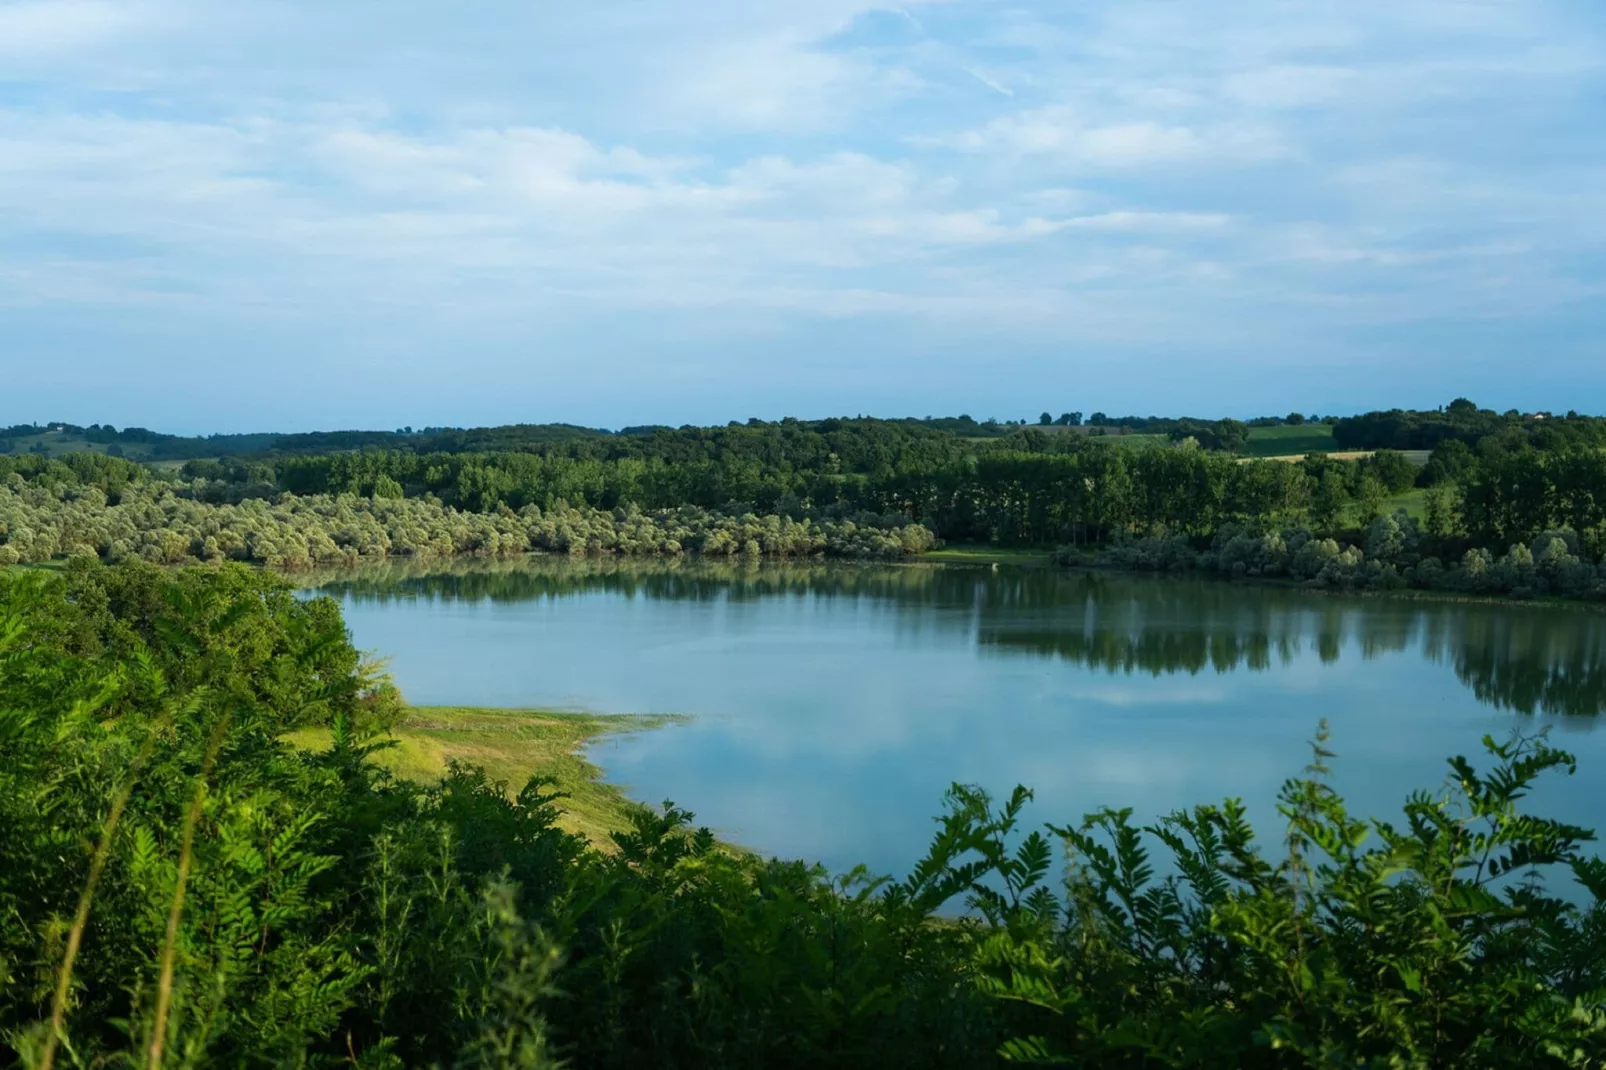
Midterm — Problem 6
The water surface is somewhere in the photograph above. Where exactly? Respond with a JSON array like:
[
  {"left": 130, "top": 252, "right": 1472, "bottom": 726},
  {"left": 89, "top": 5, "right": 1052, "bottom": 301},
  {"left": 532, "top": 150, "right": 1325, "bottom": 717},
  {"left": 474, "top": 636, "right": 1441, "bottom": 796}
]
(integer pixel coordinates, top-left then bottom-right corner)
[{"left": 312, "top": 557, "right": 1606, "bottom": 879}]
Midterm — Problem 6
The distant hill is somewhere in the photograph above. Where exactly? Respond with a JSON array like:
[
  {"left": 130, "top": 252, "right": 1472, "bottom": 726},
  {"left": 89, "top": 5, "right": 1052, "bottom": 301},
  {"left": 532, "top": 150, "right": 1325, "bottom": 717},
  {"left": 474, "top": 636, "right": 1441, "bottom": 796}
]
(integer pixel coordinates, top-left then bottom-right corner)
[
  {"left": 3, "top": 403, "right": 1600, "bottom": 464},
  {"left": 0, "top": 421, "right": 614, "bottom": 462},
  {"left": 0, "top": 422, "right": 279, "bottom": 462}
]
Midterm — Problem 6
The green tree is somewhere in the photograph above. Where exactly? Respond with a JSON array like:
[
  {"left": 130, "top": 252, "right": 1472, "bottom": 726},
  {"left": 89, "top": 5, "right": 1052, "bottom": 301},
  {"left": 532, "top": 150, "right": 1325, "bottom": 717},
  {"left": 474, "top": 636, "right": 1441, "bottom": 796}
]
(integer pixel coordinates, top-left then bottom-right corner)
[
  {"left": 1311, "top": 468, "right": 1350, "bottom": 532},
  {"left": 1421, "top": 438, "right": 1475, "bottom": 486},
  {"left": 1424, "top": 483, "right": 1453, "bottom": 538},
  {"left": 1366, "top": 448, "right": 1418, "bottom": 493},
  {"left": 1356, "top": 473, "right": 1388, "bottom": 526}
]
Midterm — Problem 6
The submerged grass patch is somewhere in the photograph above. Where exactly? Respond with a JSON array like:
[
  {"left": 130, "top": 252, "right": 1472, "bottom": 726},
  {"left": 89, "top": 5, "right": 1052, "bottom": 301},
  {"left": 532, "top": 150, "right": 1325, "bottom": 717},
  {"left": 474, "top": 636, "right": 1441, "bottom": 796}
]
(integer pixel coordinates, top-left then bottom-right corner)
[
  {"left": 285, "top": 706, "right": 682, "bottom": 845},
  {"left": 919, "top": 543, "right": 1056, "bottom": 566}
]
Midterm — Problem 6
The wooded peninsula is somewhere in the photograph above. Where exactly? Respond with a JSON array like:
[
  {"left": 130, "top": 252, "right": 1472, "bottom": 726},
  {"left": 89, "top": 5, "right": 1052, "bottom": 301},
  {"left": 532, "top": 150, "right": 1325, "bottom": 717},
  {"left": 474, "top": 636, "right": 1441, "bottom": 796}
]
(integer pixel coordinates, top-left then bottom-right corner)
[{"left": 5, "top": 399, "right": 1606, "bottom": 599}]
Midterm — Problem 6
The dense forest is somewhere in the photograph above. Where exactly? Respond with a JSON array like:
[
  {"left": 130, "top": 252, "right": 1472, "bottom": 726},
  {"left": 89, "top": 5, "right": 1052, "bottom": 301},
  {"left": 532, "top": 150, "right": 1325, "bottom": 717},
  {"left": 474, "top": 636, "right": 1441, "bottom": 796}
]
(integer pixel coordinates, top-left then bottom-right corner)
[
  {"left": 0, "top": 478, "right": 933, "bottom": 569},
  {"left": 6, "top": 401, "right": 1606, "bottom": 598},
  {"left": 1, "top": 560, "right": 1603, "bottom": 1066}
]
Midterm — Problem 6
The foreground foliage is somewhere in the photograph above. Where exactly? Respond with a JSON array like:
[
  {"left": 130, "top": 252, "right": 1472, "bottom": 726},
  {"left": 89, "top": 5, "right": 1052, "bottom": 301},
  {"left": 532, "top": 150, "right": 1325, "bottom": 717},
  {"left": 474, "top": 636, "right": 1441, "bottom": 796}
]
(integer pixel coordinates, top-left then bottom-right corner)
[{"left": 1, "top": 563, "right": 1603, "bottom": 1068}]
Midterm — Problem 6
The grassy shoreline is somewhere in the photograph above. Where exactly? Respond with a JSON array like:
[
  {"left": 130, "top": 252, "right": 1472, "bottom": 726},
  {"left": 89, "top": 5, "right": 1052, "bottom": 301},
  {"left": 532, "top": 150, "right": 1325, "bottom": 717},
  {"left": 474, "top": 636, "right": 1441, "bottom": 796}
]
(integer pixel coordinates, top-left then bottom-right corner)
[
  {"left": 285, "top": 706, "right": 684, "bottom": 845},
  {"left": 1058, "top": 560, "right": 1606, "bottom": 611},
  {"left": 916, "top": 543, "right": 1056, "bottom": 566}
]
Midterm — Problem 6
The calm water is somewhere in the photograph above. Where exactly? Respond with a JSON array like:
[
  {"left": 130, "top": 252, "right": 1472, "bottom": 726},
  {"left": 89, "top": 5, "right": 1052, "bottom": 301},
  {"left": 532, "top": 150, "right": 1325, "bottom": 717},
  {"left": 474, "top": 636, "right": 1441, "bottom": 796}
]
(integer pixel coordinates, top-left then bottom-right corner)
[{"left": 311, "top": 557, "right": 1606, "bottom": 879}]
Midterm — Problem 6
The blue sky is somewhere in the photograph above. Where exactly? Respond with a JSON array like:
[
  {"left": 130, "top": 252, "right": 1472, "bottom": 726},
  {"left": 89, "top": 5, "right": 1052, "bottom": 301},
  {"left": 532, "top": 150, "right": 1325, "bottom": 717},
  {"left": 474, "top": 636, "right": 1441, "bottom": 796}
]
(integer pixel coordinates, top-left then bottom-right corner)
[{"left": 2, "top": 0, "right": 1603, "bottom": 433}]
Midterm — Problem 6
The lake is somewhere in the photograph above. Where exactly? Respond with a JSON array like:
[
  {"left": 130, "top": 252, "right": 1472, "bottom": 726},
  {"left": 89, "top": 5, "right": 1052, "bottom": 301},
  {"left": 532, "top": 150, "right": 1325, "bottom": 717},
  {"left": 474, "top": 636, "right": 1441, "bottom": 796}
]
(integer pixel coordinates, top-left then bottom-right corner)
[{"left": 310, "top": 557, "right": 1606, "bottom": 880}]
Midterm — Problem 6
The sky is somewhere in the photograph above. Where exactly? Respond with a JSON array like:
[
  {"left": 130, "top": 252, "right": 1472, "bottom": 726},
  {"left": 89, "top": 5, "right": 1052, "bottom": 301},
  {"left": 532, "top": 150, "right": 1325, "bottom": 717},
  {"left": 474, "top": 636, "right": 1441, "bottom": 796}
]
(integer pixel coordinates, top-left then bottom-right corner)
[{"left": 1, "top": 0, "right": 1604, "bottom": 433}]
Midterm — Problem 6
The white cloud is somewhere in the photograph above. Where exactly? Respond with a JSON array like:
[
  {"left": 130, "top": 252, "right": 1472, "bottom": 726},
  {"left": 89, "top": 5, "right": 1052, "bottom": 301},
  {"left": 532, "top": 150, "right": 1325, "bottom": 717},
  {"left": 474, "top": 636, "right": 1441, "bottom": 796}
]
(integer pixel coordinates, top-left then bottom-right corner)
[
  {"left": 0, "top": 0, "right": 141, "bottom": 56},
  {"left": 1064, "top": 211, "right": 1231, "bottom": 232},
  {"left": 931, "top": 106, "right": 1283, "bottom": 168},
  {"left": 2, "top": 0, "right": 1605, "bottom": 420},
  {"left": 729, "top": 153, "right": 916, "bottom": 205},
  {"left": 963, "top": 67, "right": 1013, "bottom": 97},
  {"left": 1222, "top": 65, "right": 1357, "bottom": 109},
  {"left": 1078, "top": 122, "right": 1201, "bottom": 165},
  {"left": 314, "top": 131, "right": 485, "bottom": 199},
  {"left": 654, "top": 35, "right": 867, "bottom": 131},
  {"left": 0, "top": 107, "right": 1118, "bottom": 318}
]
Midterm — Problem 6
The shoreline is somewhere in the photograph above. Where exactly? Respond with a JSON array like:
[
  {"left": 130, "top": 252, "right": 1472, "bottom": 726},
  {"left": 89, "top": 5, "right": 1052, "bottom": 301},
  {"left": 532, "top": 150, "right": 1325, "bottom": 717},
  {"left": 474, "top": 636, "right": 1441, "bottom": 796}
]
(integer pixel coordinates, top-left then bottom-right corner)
[
  {"left": 284, "top": 705, "right": 686, "bottom": 846},
  {"left": 17, "top": 545, "right": 1600, "bottom": 611},
  {"left": 1055, "top": 561, "right": 1606, "bottom": 612}
]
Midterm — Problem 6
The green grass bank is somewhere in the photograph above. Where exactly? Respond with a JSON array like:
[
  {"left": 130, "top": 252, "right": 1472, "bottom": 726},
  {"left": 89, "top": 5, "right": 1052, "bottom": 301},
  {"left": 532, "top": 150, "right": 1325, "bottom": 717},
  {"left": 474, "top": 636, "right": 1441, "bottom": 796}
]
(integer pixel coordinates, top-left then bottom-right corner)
[{"left": 286, "top": 706, "right": 682, "bottom": 845}]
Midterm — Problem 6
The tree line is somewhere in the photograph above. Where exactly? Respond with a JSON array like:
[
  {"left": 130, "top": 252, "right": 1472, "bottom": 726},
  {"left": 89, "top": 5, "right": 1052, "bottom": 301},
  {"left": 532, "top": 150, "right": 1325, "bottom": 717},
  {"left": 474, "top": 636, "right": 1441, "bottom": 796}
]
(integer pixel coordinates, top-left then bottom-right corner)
[
  {"left": 1333, "top": 397, "right": 1606, "bottom": 452},
  {"left": 1084, "top": 516, "right": 1606, "bottom": 600},
  {"left": 182, "top": 440, "right": 1429, "bottom": 546},
  {"left": 9, "top": 409, "right": 1606, "bottom": 599},
  {"left": 2, "top": 415, "right": 1007, "bottom": 461},
  {"left": 9, "top": 399, "right": 1606, "bottom": 466},
  {"left": 0, "top": 479, "right": 933, "bottom": 569},
  {"left": 0, "top": 453, "right": 150, "bottom": 497},
  {"left": 4, "top": 441, "right": 1400, "bottom": 567}
]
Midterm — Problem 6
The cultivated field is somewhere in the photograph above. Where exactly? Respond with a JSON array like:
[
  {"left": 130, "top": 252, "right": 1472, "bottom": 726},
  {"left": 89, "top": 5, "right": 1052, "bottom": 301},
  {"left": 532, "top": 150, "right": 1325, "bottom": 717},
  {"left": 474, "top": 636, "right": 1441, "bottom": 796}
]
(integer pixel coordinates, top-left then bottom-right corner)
[{"left": 1242, "top": 424, "right": 1338, "bottom": 457}]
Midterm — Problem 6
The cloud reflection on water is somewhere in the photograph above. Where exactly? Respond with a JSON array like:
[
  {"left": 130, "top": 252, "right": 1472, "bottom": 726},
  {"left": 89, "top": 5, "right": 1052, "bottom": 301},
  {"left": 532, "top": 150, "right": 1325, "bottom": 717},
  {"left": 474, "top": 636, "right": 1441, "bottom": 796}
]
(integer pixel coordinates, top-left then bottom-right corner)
[{"left": 315, "top": 557, "right": 1606, "bottom": 876}]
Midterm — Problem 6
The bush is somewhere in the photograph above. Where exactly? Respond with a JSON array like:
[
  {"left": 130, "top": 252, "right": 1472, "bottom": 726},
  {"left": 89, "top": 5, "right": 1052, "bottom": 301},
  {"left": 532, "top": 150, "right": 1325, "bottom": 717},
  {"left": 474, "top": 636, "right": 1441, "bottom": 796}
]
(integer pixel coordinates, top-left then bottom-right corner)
[{"left": 1077, "top": 518, "right": 1606, "bottom": 601}]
